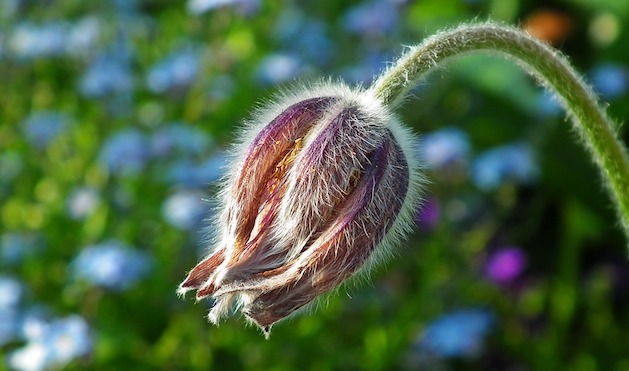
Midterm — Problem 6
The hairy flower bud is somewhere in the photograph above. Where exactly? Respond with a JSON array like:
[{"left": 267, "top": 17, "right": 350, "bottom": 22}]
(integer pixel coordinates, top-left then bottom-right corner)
[{"left": 178, "top": 83, "right": 423, "bottom": 335}]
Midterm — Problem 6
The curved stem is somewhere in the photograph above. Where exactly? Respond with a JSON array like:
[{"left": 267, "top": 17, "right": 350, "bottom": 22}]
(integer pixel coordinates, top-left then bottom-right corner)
[{"left": 371, "top": 22, "right": 629, "bottom": 247}]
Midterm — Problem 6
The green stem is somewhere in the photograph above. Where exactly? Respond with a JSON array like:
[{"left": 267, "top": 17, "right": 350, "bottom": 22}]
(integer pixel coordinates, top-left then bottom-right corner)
[{"left": 371, "top": 22, "right": 629, "bottom": 247}]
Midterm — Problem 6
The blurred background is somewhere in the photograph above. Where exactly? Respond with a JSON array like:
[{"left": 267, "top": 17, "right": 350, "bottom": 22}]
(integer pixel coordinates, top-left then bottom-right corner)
[{"left": 1, "top": 0, "right": 629, "bottom": 370}]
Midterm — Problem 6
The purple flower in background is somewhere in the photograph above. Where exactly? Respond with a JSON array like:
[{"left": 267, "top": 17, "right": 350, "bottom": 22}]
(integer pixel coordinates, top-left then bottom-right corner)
[
  {"left": 589, "top": 63, "right": 628, "bottom": 99},
  {"left": 257, "top": 54, "right": 301, "bottom": 85},
  {"left": 22, "top": 111, "right": 71, "bottom": 150},
  {"left": 146, "top": 49, "right": 200, "bottom": 93},
  {"left": 150, "top": 123, "right": 212, "bottom": 158},
  {"left": 66, "top": 187, "right": 101, "bottom": 220},
  {"left": 71, "top": 241, "right": 152, "bottom": 291},
  {"left": 416, "top": 196, "right": 440, "bottom": 230},
  {"left": 80, "top": 53, "right": 134, "bottom": 97},
  {"left": 472, "top": 142, "right": 538, "bottom": 190},
  {"left": 99, "top": 128, "right": 149, "bottom": 176},
  {"left": 7, "top": 315, "right": 92, "bottom": 371},
  {"left": 414, "top": 308, "right": 494, "bottom": 358},
  {"left": 420, "top": 127, "right": 470, "bottom": 170},
  {"left": 485, "top": 247, "right": 527, "bottom": 284},
  {"left": 162, "top": 190, "right": 207, "bottom": 230}
]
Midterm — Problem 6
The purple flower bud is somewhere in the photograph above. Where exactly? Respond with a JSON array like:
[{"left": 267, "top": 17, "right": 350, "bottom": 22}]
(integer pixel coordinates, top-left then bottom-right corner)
[{"left": 178, "top": 84, "right": 423, "bottom": 334}]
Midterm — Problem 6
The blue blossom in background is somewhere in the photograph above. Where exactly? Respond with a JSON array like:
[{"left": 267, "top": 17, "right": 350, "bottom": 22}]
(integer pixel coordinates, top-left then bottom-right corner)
[
  {"left": 342, "top": 51, "right": 387, "bottom": 85},
  {"left": 161, "top": 190, "right": 207, "bottom": 230},
  {"left": 0, "top": 276, "right": 22, "bottom": 346},
  {"left": 257, "top": 53, "right": 301, "bottom": 85},
  {"left": 99, "top": 128, "right": 149, "bottom": 176},
  {"left": 22, "top": 111, "right": 71, "bottom": 150},
  {"left": 80, "top": 53, "right": 134, "bottom": 97},
  {"left": 150, "top": 123, "right": 212, "bottom": 158},
  {"left": 0, "top": 151, "right": 24, "bottom": 184},
  {"left": 7, "top": 315, "right": 92, "bottom": 371},
  {"left": 8, "top": 22, "right": 67, "bottom": 60},
  {"left": 536, "top": 90, "right": 563, "bottom": 117},
  {"left": 64, "top": 17, "right": 101, "bottom": 56},
  {"left": 589, "top": 63, "right": 628, "bottom": 99},
  {"left": 165, "top": 152, "right": 226, "bottom": 187},
  {"left": 420, "top": 127, "right": 471, "bottom": 170},
  {"left": 71, "top": 241, "right": 152, "bottom": 291},
  {"left": 472, "top": 142, "right": 538, "bottom": 190},
  {"left": 343, "top": 0, "right": 399, "bottom": 36},
  {"left": 187, "top": 0, "right": 260, "bottom": 15},
  {"left": 414, "top": 308, "right": 494, "bottom": 358},
  {"left": 0, "top": 233, "right": 40, "bottom": 266},
  {"left": 273, "top": 12, "right": 333, "bottom": 66},
  {"left": 66, "top": 187, "right": 101, "bottom": 220},
  {"left": 146, "top": 49, "right": 200, "bottom": 93}
]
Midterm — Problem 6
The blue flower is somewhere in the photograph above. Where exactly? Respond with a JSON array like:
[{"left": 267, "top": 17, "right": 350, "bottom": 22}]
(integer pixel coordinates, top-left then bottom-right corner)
[
  {"left": 415, "top": 308, "right": 494, "bottom": 358},
  {"left": 420, "top": 127, "right": 471, "bottom": 170},
  {"left": 165, "top": 152, "right": 226, "bottom": 187},
  {"left": 273, "top": 12, "right": 333, "bottom": 65},
  {"left": 150, "top": 123, "right": 212, "bottom": 158},
  {"left": 0, "top": 151, "right": 23, "bottom": 184},
  {"left": 161, "top": 190, "right": 207, "bottom": 230},
  {"left": 0, "top": 233, "right": 40, "bottom": 266},
  {"left": 536, "top": 90, "right": 563, "bottom": 117},
  {"left": 64, "top": 17, "right": 101, "bottom": 57},
  {"left": 71, "top": 241, "right": 152, "bottom": 291},
  {"left": 99, "top": 128, "right": 149, "bottom": 176},
  {"left": 343, "top": 1, "right": 399, "bottom": 36},
  {"left": 146, "top": 49, "right": 200, "bottom": 93},
  {"left": 22, "top": 111, "right": 71, "bottom": 150},
  {"left": 590, "top": 63, "right": 628, "bottom": 99},
  {"left": 66, "top": 187, "right": 101, "bottom": 220},
  {"left": 0, "top": 276, "right": 23, "bottom": 346},
  {"left": 187, "top": 0, "right": 260, "bottom": 15},
  {"left": 257, "top": 53, "right": 301, "bottom": 85},
  {"left": 7, "top": 315, "right": 92, "bottom": 371},
  {"left": 8, "top": 22, "right": 67, "bottom": 60},
  {"left": 80, "top": 53, "right": 134, "bottom": 98},
  {"left": 472, "top": 142, "right": 538, "bottom": 190}
]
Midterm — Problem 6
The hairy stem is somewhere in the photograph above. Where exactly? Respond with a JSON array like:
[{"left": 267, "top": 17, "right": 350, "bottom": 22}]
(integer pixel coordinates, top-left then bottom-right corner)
[{"left": 371, "top": 22, "right": 629, "bottom": 247}]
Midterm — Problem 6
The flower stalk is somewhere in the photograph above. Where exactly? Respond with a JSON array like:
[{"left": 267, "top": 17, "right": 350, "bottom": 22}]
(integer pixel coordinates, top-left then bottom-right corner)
[{"left": 372, "top": 22, "right": 629, "bottom": 246}]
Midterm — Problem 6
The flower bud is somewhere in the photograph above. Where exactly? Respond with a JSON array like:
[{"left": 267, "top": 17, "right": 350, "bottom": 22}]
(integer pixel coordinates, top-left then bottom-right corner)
[{"left": 178, "top": 83, "right": 423, "bottom": 335}]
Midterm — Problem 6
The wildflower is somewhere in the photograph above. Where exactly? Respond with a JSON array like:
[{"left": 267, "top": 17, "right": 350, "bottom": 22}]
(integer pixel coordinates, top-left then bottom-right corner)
[
  {"left": 589, "top": 63, "right": 628, "bottom": 99},
  {"left": 484, "top": 247, "right": 527, "bottom": 284},
  {"left": 99, "top": 128, "right": 149, "bottom": 176},
  {"left": 178, "top": 83, "right": 423, "bottom": 334},
  {"left": 22, "top": 111, "right": 71, "bottom": 150},
  {"left": 162, "top": 190, "right": 208, "bottom": 230},
  {"left": 67, "top": 187, "right": 100, "bottom": 220},
  {"left": 7, "top": 315, "right": 92, "bottom": 371},
  {"left": 71, "top": 241, "right": 152, "bottom": 291},
  {"left": 414, "top": 308, "right": 494, "bottom": 358},
  {"left": 471, "top": 142, "right": 538, "bottom": 190},
  {"left": 146, "top": 49, "right": 200, "bottom": 93},
  {"left": 420, "top": 127, "right": 470, "bottom": 170}
]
